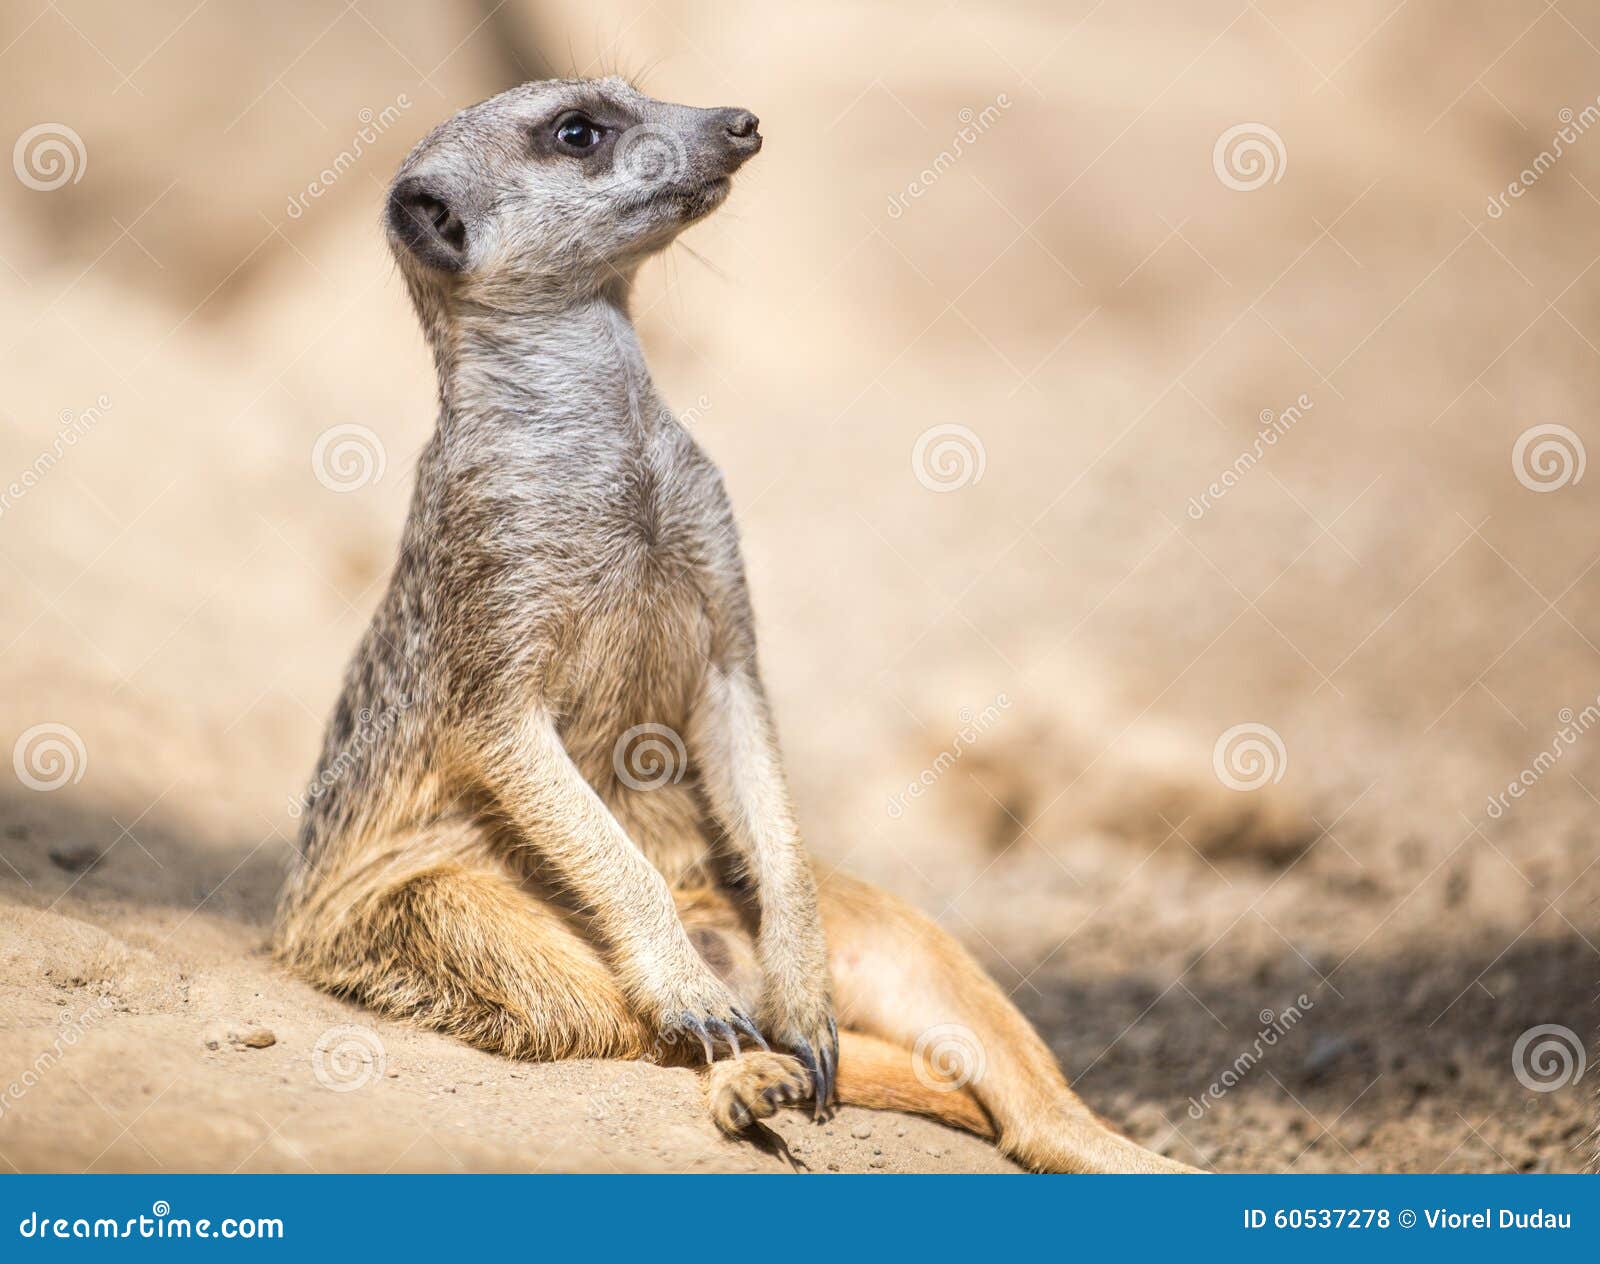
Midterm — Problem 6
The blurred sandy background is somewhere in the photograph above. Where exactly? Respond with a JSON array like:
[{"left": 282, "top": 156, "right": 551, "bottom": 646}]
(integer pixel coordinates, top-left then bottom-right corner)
[{"left": 1, "top": 0, "right": 1597, "bottom": 1172}]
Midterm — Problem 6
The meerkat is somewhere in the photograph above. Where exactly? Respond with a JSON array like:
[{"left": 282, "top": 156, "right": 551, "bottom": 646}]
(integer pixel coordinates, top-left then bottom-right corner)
[{"left": 273, "top": 76, "right": 1195, "bottom": 1174}]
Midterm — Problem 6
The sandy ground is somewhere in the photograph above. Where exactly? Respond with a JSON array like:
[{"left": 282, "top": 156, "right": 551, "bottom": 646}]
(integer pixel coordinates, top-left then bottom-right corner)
[{"left": 1, "top": 0, "right": 1598, "bottom": 1172}]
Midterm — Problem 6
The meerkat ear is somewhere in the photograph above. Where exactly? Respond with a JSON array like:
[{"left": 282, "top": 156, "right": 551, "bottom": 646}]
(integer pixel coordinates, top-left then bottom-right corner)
[{"left": 387, "top": 175, "right": 470, "bottom": 273}]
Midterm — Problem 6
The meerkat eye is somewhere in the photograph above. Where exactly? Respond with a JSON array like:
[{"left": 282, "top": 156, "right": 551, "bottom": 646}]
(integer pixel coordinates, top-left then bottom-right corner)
[{"left": 554, "top": 114, "right": 604, "bottom": 152}]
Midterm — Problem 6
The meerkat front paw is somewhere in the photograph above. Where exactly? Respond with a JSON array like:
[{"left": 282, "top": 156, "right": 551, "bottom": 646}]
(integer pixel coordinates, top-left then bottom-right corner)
[
  {"left": 761, "top": 999, "right": 839, "bottom": 1121},
  {"left": 651, "top": 972, "right": 768, "bottom": 1063},
  {"left": 705, "top": 1051, "right": 812, "bottom": 1135}
]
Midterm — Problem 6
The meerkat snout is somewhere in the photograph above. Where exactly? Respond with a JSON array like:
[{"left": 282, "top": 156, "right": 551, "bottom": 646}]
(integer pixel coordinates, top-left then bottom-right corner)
[{"left": 381, "top": 77, "right": 764, "bottom": 289}]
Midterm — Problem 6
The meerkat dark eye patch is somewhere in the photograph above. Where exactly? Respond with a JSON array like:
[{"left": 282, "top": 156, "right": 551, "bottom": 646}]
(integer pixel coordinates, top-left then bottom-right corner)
[
  {"left": 387, "top": 175, "right": 469, "bottom": 273},
  {"left": 529, "top": 97, "right": 635, "bottom": 163}
]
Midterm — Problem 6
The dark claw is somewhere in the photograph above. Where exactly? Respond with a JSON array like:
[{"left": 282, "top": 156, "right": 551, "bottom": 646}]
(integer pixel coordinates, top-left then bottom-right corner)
[
  {"left": 824, "top": 1017, "right": 839, "bottom": 1115},
  {"left": 814, "top": 1039, "right": 835, "bottom": 1122},
  {"left": 790, "top": 1038, "right": 821, "bottom": 1103},
  {"left": 732, "top": 1010, "right": 770, "bottom": 1052},
  {"left": 706, "top": 1017, "right": 740, "bottom": 1057},
  {"left": 681, "top": 1013, "right": 715, "bottom": 1064}
]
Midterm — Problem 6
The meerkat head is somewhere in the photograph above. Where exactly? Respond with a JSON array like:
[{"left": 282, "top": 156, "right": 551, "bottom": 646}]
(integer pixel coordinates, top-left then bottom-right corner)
[{"left": 384, "top": 77, "right": 761, "bottom": 301}]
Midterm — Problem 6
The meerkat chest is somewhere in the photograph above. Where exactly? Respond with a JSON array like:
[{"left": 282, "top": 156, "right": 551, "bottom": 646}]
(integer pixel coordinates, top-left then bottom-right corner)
[
  {"left": 554, "top": 570, "right": 714, "bottom": 868},
  {"left": 537, "top": 430, "right": 730, "bottom": 755},
  {"left": 555, "top": 470, "right": 719, "bottom": 735},
  {"left": 535, "top": 441, "right": 731, "bottom": 875}
]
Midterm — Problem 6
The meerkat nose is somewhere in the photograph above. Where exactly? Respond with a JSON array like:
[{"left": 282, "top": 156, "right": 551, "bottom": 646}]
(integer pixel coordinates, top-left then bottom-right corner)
[{"left": 722, "top": 110, "right": 760, "bottom": 140}]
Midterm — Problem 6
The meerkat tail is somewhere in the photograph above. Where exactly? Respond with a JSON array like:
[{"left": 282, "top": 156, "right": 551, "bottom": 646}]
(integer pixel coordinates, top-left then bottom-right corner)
[
  {"left": 834, "top": 1030, "right": 995, "bottom": 1137},
  {"left": 815, "top": 872, "right": 1198, "bottom": 1172}
]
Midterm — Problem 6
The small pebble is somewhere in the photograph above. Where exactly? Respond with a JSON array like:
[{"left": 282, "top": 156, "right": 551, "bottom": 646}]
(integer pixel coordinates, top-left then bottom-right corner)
[
  {"left": 851, "top": 1123, "right": 872, "bottom": 1140},
  {"left": 234, "top": 1028, "right": 276, "bottom": 1049},
  {"left": 49, "top": 846, "right": 101, "bottom": 873},
  {"left": 1301, "top": 1034, "right": 1355, "bottom": 1079}
]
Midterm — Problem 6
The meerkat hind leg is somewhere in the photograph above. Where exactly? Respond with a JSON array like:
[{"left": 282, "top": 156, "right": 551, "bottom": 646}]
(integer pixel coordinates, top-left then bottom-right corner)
[
  {"left": 818, "top": 872, "right": 1198, "bottom": 1173},
  {"left": 280, "top": 837, "right": 650, "bottom": 1063},
  {"left": 675, "top": 891, "right": 992, "bottom": 1137}
]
